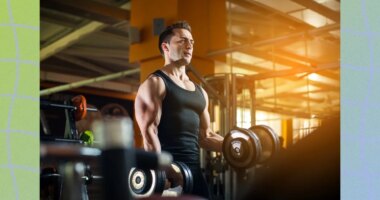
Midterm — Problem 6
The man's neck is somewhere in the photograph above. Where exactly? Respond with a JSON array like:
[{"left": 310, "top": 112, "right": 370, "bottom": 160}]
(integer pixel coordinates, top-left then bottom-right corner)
[{"left": 163, "top": 59, "right": 189, "bottom": 79}]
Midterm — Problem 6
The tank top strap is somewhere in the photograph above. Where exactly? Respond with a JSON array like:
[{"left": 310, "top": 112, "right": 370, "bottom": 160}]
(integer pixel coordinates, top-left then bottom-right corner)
[{"left": 152, "top": 70, "right": 171, "bottom": 92}]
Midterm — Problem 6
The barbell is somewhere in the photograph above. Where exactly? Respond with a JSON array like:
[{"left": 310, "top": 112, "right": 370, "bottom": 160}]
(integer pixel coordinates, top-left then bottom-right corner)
[{"left": 41, "top": 95, "right": 98, "bottom": 121}]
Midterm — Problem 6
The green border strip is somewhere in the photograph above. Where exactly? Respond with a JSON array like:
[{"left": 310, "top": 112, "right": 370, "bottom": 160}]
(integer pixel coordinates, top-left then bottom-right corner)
[{"left": 0, "top": 0, "right": 39, "bottom": 199}]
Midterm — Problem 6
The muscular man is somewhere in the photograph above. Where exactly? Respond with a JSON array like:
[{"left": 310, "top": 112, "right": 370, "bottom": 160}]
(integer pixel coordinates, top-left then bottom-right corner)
[{"left": 135, "top": 21, "right": 224, "bottom": 198}]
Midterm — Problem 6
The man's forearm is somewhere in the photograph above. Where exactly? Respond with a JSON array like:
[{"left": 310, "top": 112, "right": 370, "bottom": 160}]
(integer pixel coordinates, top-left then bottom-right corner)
[
  {"left": 143, "top": 130, "right": 161, "bottom": 152},
  {"left": 200, "top": 131, "right": 223, "bottom": 152}
]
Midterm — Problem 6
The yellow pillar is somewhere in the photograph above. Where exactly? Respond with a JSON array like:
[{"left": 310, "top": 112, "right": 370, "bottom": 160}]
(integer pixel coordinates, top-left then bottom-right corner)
[{"left": 281, "top": 119, "right": 293, "bottom": 148}]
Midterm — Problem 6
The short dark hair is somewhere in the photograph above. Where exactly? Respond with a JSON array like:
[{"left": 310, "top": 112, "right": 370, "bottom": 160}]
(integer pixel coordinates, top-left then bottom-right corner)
[{"left": 158, "top": 21, "right": 192, "bottom": 55}]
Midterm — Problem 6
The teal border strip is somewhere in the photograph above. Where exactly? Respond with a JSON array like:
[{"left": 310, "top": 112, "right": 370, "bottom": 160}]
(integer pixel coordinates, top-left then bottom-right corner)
[{"left": 342, "top": 0, "right": 380, "bottom": 199}]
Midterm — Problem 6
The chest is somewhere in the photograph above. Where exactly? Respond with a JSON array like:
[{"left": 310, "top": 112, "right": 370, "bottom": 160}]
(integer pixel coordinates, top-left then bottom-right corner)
[
  {"left": 163, "top": 84, "right": 205, "bottom": 114},
  {"left": 167, "top": 75, "right": 196, "bottom": 91}
]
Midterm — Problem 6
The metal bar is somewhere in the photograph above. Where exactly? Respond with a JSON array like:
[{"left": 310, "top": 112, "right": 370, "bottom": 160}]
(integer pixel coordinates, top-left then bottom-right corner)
[
  {"left": 231, "top": 74, "right": 237, "bottom": 127},
  {"left": 248, "top": 61, "right": 339, "bottom": 80},
  {"left": 41, "top": 0, "right": 130, "bottom": 24},
  {"left": 208, "top": 23, "right": 340, "bottom": 57},
  {"left": 255, "top": 105, "right": 312, "bottom": 119},
  {"left": 250, "top": 85, "right": 256, "bottom": 126},
  {"left": 41, "top": 101, "right": 98, "bottom": 112},
  {"left": 40, "top": 68, "right": 140, "bottom": 96},
  {"left": 228, "top": 0, "right": 311, "bottom": 29},
  {"left": 41, "top": 21, "right": 105, "bottom": 61},
  {"left": 65, "top": 100, "right": 79, "bottom": 140},
  {"left": 41, "top": 101, "right": 76, "bottom": 110},
  {"left": 291, "top": 0, "right": 340, "bottom": 22},
  {"left": 40, "top": 71, "right": 137, "bottom": 94}
]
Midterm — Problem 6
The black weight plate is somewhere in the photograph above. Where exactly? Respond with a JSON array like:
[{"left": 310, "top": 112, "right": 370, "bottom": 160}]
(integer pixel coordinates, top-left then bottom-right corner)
[
  {"left": 174, "top": 161, "right": 193, "bottom": 194},
  {"left": 249, "top": 125, "right": 280, "bottom": 164},
  {"left": 223, "top": 128, "right": 261, "bottom": 169},
  {"left": 229, "top": 138, "right": 249, "bottom": 161},
  {"left": 246, "top": 128, "right": 262, "bottom": 167},
  {"left": 184, "top": 163, "right": 193, "bottom": 194},
  {"left": 154, "top": 170, "right": 166, "bottom": 194}
]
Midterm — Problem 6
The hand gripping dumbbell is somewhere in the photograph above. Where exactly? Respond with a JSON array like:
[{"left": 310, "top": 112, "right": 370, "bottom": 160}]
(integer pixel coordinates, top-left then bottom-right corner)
[{"left": 128, "top": 161, "right": 193, "bottom": 198}]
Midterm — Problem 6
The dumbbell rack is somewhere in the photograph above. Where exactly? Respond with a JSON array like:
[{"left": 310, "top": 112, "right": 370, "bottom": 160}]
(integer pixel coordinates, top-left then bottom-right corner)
[
  {"left": 41, "top": 99, "right": 79, "bottom": 141},
  {"left": 40, "top": 98, "right": 97, "bottom": 142},
  {"left": 40, "top": 97, "right": 102, "bottom": 199},
  {"left": 41, "top": 112, "right": 178, "bottom": 200}
]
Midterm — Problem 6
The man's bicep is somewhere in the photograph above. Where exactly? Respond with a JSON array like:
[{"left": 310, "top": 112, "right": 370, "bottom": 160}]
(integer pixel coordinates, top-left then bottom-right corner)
[
  {"left": 200, "top": 108, "right": 211, "bottom": 129},
  {"left": 135, "top": 94, "right": 152, "bottom": 127},
  {"left": 199, "top": 108, "right": 212, "bottom": 144},
  {"left": 135, "top": 79, "right": 162, "bottom": 129},
  {"left": 200, "top": 87, "right": 211, "bottom": 129}
]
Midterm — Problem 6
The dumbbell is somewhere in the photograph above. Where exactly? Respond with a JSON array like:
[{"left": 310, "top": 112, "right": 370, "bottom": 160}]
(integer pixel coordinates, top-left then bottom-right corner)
[
  {"left": 222, "top": 125, "right": 280, "bottom": 170},
  {"left": 128, "top": 161, "right": 193, "bottom": 198}
]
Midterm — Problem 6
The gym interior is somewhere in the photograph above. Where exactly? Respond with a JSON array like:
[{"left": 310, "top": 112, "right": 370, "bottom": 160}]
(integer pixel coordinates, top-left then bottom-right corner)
[{"left": 40, "top": 0, "right": 340, "bottom": 199}]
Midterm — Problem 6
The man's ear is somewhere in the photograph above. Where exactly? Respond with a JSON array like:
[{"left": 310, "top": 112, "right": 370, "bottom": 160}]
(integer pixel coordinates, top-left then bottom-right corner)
[{"left": 161, "top": 42, "right": 169, "bottom": 53}]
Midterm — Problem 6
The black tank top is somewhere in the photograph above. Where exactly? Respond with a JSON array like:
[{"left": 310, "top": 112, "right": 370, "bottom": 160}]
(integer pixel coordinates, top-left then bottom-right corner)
[{"left": 153, "top": 70, "right": 206, "bottom": 165}]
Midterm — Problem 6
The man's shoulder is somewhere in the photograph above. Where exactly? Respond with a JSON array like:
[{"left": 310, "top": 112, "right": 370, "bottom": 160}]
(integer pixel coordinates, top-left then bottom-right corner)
[
  {"left": 141, "top": 73, "right": 166, "bottom": 92},
  {"left": 137, "top": 75, "right": 166, "bottom": 98},
  {"left": 146, "top": 73, "right": 164, "bottom": 84}
]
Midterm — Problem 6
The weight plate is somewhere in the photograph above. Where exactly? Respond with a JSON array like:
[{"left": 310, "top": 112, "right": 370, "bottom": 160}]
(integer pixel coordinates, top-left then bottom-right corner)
[
  {"left": 154, "top": 170, "right": 166, "bottom": 194},
  {"left": 174, "top": 161, "right": 193, "bottom": 194},
  {"left": 249, "top": 125, "right": 280, "bottom": 164},
  {"left": 71, "top": 95, "right": 87, "bottom": 121},
  {"left": 223, "top": 128, "right": 261, "bottom": 169},
  {"left": 128, "top": 167, "right": 156, "bottom": 198}
]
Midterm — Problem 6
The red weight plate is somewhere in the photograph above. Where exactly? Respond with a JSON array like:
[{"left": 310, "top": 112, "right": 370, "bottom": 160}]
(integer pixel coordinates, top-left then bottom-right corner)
[{"left": 71, "top": 95, "right": 87, "bottom": 121}]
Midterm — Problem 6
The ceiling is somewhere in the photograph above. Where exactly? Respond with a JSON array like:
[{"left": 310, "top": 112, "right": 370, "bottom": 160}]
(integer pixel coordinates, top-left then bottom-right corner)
[{"left": 40, "top": 0, "right": 340, "bottom": 119}]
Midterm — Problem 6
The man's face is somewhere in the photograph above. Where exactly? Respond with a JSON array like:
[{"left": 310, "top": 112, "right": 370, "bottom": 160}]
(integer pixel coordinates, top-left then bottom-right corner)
[{"left": 164, "top": 28, "right": 194, "bottom": 65}]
